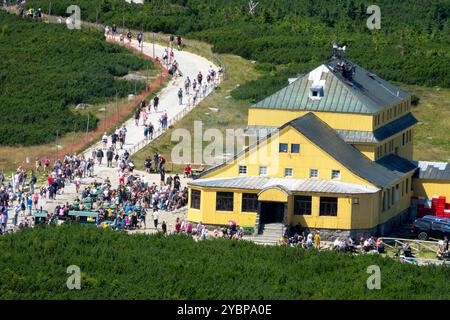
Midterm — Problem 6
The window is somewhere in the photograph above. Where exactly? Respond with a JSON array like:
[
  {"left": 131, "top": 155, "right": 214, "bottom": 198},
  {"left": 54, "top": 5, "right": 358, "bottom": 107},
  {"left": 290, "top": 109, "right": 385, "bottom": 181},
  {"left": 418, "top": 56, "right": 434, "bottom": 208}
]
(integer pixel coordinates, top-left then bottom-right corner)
[
  {"left": 294, "top": 196, "right": 312, "bottom": 215},
  {"left": 190, "top": 190, "right": 201, "bottom": 210},
  {"left": 284, "top": 168, "right": 293, "bottom": 177},
  {"left": 310, "top": 169, "right": 318, "bottom": 178},
  {"left": 353, "top": 198, "right": 360, "bottom": 205},
  {"left": 216, "top": 192, "right": 234, "bottom": 212},
  {"left": 310, "top": 85, "right": 324, "bottom": 98},
  {"left": 279, "top": 143, "right": 288, "bottom": 153},
  {"left": 391, "top": 188, "right": 395, "bottom": 206},
  {"left": 406, "top": 178, "right": 409, "bottom": 194},
  {"left": 291, "top": 144, "right": 300, "bottom": 153},
  {"left": 259, "top": 166, "right": 268, "bottom": 175},
  {"left": 383, "top": 191, "right": 388, "bottom": 211},
  {"left": 320, "top": 197, "right": 338, "bottom": 216},
  {"left": 242, "top": 193, "right": 258, "bottom": 212},
  {"left": 402, "top": 133, "right": 406, "bottom": 146},
  {"left": 238, "top": 165, "right": 247, "bottom": 174},
  {"left": 331, "top": 170, "right": 341, "bottom": 180}
]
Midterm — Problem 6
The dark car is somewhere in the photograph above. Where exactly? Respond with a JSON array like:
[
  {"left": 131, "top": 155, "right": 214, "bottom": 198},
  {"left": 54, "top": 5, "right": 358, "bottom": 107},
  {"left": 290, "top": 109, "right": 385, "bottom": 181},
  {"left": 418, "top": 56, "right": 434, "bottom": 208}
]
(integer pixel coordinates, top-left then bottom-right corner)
[{"left": 412, "top": 215, "right": 450, "bottom": 240}]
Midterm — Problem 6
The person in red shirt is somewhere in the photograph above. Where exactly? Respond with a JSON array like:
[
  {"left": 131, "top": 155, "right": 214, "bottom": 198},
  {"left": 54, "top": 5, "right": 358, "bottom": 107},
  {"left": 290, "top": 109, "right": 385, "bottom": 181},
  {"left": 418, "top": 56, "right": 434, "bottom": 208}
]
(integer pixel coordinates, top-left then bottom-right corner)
[
  {"left": 184, "top": 163, "right": 192, "bottom": 178},
  {"left": 175, "top": 217, "right": 181, "bottom": 234},
  {"left": 47, "top": 175, "right": 53, "bottom": 186}
]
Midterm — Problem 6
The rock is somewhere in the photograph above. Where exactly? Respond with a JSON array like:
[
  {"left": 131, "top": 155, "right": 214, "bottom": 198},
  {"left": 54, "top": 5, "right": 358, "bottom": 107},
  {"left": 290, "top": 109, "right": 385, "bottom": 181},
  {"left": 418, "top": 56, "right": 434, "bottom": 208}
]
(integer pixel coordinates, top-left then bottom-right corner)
[
  {"left": 427, "top": 136, "right": 433, "bottom": 140},
  {"left": 208, "top": 107, "right": 219, "bottom": 112},
  {"left": 128, "top": 94, "right": 135, "bottom": 101},
  {"left": 75, "top": 103, "right": 93, "bottom": 110},
  {"left": 98, "top": 107, "right": 106, "bottom": 112},
  {"left": 122, "top": 73, "right": 147, "bottom": 81},
  {"left": 225, "top": 96, "right": 232, "bottom": 99}
]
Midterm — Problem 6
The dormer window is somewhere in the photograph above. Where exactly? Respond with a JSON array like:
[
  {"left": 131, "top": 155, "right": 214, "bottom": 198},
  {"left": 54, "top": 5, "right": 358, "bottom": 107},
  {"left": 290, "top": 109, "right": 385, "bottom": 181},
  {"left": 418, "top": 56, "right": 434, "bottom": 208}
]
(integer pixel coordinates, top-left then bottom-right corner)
[{"left": 310, "top": 85, "right": 324, "bottom": 99}]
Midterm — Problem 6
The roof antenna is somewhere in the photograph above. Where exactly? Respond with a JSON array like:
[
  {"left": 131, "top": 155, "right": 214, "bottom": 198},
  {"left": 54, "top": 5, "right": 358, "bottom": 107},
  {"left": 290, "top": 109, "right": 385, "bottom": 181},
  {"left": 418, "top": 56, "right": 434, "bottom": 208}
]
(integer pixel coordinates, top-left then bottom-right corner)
[{"left": 332, "top": 42, "right": 346, "bottom": 60}]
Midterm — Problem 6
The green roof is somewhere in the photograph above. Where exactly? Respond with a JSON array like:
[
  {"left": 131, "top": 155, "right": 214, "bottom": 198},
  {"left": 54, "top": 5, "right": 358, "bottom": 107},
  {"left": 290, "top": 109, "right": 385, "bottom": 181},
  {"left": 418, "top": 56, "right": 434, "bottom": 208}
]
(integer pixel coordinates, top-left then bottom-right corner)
[
  {"left": 252, "top": 59, "right": 410, "bottom": 114},
  {"left": 68, "top": 211, "right": 98, "bottom": 218}
]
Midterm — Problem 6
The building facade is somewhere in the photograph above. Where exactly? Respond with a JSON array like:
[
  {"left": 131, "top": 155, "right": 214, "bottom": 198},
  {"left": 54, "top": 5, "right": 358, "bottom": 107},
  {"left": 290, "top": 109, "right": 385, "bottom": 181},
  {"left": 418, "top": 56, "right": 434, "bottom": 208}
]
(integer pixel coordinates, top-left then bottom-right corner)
[{"left": 187, "top": 54, "right": 450, "bottom": 239}]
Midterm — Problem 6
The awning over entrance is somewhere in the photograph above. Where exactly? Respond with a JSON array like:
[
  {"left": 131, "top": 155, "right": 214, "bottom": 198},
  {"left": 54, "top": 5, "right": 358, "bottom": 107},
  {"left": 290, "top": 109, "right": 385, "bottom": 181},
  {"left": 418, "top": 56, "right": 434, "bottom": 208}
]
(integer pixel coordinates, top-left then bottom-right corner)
[{"left": 258, "top": 185, "right": 291, "bottom": 202}]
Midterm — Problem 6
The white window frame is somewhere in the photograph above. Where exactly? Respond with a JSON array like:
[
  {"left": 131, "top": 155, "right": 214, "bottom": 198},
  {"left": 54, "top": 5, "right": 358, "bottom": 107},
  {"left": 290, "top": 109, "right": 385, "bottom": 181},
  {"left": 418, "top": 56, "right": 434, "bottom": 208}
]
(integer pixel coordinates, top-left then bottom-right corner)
[
  {"left": 310, "top": 169, "right": 318, "bottom": 178},
  {"left": 238, "top": 165, "right": 247, "bottom": 175},
  {"left": 284, "top": 168, "right": 293, "bottom": 177},
  {"left": 259, "top": 166, "right": 268, "bottom": 176}
]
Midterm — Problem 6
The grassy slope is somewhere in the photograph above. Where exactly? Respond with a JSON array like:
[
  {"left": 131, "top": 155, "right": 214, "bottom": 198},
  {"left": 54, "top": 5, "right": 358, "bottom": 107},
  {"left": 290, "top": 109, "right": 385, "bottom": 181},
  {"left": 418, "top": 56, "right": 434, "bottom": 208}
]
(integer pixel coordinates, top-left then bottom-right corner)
[
  {"left": 0, "top": 225, "right": 449, "bottom": 300},
  {"left": 406, "top": 85, "right": 450, "bottom": 162}
]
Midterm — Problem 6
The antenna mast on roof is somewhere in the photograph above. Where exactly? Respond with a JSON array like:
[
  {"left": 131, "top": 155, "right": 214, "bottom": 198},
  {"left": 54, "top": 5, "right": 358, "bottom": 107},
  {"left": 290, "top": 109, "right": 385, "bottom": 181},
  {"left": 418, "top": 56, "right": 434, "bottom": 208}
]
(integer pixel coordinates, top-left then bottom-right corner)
[
  {"left": 332, "top": 42, "right": 355, "bottom": 80},
  {"left": 332, "top": 42, "right": 347, "bottom": 60}
]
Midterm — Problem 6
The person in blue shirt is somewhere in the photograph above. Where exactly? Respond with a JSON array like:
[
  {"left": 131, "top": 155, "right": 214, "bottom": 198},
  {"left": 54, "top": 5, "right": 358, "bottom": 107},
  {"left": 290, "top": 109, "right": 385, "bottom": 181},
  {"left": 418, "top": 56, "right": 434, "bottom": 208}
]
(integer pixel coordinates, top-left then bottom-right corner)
[{"left": 26, "top": 195, "right": 33, "bottom": 216}]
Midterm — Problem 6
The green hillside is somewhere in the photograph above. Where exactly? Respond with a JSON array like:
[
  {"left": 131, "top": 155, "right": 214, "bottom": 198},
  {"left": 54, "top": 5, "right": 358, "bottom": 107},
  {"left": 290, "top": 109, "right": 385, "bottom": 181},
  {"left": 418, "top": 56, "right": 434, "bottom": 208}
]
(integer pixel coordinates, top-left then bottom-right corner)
[
  {"left": 0, "top": 11, "right": 152, "bottom": 146},
  {"left": 25, "top": 0, "right": 450, "bottom": 103},
  {"left": 0, "top": 224, "right": 449, "bottom": 299}
]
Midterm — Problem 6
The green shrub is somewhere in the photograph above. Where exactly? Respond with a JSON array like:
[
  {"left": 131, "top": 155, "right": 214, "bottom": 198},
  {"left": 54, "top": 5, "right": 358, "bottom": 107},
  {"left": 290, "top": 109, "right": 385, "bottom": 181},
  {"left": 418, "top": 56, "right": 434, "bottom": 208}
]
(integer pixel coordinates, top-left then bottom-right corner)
[
  {"left": 0, "top": 224, "right": 449, "bottom": 300},
  {"left": 0, "top": 11, "right": 153, "bottom": 146},
  {"left": 24, "top": 0, "right": 450, "bottom": 102}
]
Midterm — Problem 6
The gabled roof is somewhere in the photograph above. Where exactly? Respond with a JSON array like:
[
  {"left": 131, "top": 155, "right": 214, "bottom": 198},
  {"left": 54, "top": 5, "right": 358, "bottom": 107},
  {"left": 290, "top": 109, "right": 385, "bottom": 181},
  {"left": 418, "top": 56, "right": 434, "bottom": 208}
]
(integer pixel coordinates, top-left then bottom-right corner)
[
  {"left": 287, "top": 113, "right": 406, "bottom": 188},
  {"left": 189, "top": 177, "right": 380, "bottom": 195},
  {"left": 252, "top": 59, "right": 410, "bottom": 114}
]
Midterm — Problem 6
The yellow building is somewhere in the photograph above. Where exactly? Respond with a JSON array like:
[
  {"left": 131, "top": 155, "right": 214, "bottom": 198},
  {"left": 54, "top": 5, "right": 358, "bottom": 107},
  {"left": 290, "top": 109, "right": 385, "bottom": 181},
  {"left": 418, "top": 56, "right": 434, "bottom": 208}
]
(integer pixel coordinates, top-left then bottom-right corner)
[{"left": 187, "top": 53, "right": 450, "bottom": 239}]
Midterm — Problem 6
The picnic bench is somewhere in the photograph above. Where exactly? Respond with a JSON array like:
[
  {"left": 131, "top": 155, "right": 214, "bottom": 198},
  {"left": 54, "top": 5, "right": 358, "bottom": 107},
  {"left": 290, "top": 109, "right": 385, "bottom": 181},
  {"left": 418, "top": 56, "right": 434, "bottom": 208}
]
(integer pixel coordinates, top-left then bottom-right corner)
[{"left": 68, "top": 211, "right": 99, "bottom": 225}]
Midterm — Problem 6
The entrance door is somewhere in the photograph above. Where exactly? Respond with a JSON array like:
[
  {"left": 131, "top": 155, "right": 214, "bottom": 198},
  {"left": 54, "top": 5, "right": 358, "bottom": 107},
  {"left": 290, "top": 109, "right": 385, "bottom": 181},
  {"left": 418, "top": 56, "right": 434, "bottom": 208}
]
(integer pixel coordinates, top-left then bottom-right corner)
[{"left": 259, "top": 202, "right": 285, "bottom": 224}]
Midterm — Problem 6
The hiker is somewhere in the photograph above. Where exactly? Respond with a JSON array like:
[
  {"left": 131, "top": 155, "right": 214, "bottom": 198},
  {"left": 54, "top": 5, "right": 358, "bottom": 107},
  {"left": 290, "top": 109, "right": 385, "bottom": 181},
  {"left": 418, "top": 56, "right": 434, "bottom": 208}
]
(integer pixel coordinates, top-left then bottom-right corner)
[
  {"left": 106, "top": 148, "right": 114, "bottom": 168},
  {"left": 96, "top": 148, "right": 104, "bottom": 165},
  {"left": 152, "top": 203, "right": 159, "bottom": 229},
  {"left": 120, "top": 126, "right": 127, "bottom": 146},
  {"left": 144, "top": 157, "right": 152, "bottom": 173},
  {"left": 134, "top": 108, "right": 141, "bottom": 126},
  {"left": 176, "top": 36, "right": 182, "bottom": 50},
  {"left": 184, "top": 76, "right": 191, "bottom": 95},
  {"left": 137, "top": 32, "right": 143, "bottom": 46},
  {"left": 127, "top": 31, "right": 132, "bottom": 44},
  {"left": 104, "top": 25, "right": 110, "bottom": 38},
  {"left": 197, "top": 71, "right": 203, "bottom": 85},
  {"left": 169, "top": 49, "right": 175, "bottom": 64},
  {"left": 112, "top": 23, "right": 117, "bottom": 40},
  {"left": 111, "top": 130, "right": 118, "bottom": 149},
  {"left": 102, "top": 132, "right": 108, "bottom": 149},
  {"left": 148, "top": 123, "right": 154, "bottom": 140},
  {"left": 178, "top": 88, "right": 183, "bottom": 105},
  {"left": 144, "top": 125, "right": 149, "bottom": 141},
  {"left": 153, "top": 95, "right": 159, "bottom": 112}
]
